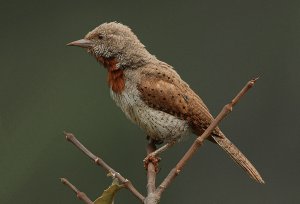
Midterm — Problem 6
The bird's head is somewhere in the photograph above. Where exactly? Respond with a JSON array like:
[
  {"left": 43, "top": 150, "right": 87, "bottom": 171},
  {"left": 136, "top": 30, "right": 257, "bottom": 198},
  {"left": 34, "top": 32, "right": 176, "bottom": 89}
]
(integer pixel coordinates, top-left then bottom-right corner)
[{"left": 67, "top": 22, "right": 152, "bottom": 69}]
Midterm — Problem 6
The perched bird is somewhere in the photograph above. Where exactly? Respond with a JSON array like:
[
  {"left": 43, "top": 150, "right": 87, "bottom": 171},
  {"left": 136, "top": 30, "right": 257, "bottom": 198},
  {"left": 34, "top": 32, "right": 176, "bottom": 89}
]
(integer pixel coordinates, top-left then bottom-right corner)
[{"left": 67, "top": 22, "right": 264, "bottom": 183}]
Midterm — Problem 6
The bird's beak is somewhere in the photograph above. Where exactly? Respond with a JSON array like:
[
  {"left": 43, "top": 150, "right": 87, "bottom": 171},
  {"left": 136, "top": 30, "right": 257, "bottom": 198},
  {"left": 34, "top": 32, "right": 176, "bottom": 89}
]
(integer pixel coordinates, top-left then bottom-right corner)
[{"left": 67, "top": 39, "right": 93, "bottom": 48}]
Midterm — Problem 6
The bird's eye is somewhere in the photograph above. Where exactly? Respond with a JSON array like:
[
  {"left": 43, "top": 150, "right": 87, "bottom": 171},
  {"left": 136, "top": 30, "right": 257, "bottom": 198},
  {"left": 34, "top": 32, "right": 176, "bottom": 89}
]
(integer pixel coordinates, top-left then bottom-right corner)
[{"left": 98, "top": 34, "right": 104, "bottom": 40}]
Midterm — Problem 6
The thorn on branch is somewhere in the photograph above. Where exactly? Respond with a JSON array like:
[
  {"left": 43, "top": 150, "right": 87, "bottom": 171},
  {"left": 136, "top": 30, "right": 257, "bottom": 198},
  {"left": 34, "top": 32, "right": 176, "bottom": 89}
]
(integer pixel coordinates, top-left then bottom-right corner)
[
  {"left": 225, "top": 104, "right": 233, "bottom": 112},
  {"left": 251, "top": 76, "right": 259, "bottom": 84}
]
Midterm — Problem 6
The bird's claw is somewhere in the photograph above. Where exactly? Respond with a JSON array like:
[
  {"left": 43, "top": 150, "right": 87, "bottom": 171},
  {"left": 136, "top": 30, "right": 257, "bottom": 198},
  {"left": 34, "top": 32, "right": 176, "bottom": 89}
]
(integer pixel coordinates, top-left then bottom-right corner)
[{"left": 143, "top": 154, "right": 161, "bottom": 173}]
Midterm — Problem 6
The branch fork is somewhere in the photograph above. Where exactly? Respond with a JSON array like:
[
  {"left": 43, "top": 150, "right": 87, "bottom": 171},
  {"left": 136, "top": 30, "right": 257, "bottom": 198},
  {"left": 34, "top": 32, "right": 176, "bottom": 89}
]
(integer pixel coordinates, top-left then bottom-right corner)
[{"left": 63, "top": 132, "right": 145, "bottom": 202}]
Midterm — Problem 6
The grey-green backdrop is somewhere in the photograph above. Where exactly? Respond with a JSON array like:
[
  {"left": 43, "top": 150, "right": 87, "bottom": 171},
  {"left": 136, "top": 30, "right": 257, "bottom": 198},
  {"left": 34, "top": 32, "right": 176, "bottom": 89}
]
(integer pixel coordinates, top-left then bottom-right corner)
[{"left": 1, "top": 0, "right": 299, "bottom": 203}]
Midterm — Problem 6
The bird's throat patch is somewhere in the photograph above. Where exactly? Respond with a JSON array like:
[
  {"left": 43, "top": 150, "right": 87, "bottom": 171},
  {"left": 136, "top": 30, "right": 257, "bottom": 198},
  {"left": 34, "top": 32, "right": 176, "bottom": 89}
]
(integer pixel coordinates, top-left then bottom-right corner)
[
  {"left": 97, "top": 56, "right": 125, "bottom": 93},
  {"left": 108, "top": 68, "right": 125, "bottom": 93}
]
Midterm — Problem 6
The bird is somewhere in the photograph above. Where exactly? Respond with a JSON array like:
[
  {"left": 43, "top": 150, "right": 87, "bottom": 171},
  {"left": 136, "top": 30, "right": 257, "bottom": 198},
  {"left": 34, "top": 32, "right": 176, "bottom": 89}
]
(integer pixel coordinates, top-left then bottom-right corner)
[{"left": 67, "top": 22, "right": 264, "bottom": 184}]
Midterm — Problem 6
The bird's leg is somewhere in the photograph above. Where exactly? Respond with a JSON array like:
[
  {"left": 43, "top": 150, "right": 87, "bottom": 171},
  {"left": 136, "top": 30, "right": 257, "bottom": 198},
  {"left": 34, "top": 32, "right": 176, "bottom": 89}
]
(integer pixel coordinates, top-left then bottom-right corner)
[{"left": 143, "top": 141, "right": 176, "bottom": 170}]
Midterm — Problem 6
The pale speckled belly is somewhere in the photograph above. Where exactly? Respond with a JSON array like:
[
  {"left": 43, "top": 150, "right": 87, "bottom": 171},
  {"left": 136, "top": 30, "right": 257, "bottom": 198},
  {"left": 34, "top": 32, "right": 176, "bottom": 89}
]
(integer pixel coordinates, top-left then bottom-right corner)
[{"left": 110, "top": 86, "right": 191, "bottom": 143}]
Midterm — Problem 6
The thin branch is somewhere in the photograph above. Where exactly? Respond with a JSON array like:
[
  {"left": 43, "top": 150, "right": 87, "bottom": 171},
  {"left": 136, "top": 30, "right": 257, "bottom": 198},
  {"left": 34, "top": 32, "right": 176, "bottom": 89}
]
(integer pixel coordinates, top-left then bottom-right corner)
[
  {"left": 64, "top": 132, "right": 145, "bottom": 202},
  {"left": 146, "top": 139, "right": 157, "bottom": 195},
  {"left": 156, "top": 77, "right": 259, "bottom": 196},
  {"left": 60, "top": 178, "right": 93, "bottom": 204},
  {"left": 144, "top": 140, "right": 161, "bottom": 204}
]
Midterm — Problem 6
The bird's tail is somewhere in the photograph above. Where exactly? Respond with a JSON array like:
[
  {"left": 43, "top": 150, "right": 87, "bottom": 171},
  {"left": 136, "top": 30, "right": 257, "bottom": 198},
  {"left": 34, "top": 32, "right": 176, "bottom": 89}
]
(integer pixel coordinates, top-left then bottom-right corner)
[{"left": 213, "top": 135, "right": 264, "bottom": 184}]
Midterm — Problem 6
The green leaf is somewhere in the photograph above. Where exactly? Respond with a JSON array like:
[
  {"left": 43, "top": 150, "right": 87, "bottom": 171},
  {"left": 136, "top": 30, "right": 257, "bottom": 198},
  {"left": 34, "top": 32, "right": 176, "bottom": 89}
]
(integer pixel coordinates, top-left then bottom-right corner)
[{"left": 94, "top": 179, "right": 124, "bottom": 204}]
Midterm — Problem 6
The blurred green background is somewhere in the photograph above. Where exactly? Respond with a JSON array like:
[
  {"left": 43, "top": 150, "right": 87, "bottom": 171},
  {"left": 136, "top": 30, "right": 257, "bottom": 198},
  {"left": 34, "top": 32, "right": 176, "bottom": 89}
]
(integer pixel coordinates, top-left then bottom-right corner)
[{"left": 1, "top": 0, "right": 299, "bottom": 203}]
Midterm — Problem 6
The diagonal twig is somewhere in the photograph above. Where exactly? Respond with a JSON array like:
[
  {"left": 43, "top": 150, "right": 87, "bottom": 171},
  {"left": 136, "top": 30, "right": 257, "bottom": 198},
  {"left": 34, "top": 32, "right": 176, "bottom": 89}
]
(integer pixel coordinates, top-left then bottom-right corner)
[
  {"left": 60, "top": 178, "right": 93, "bottom": 204},
  {"left": 64, "top": 132, "right": 145, "bottom": 202},
  {"left": 156, "top": 77, "right": 259, "bottom": 196}
]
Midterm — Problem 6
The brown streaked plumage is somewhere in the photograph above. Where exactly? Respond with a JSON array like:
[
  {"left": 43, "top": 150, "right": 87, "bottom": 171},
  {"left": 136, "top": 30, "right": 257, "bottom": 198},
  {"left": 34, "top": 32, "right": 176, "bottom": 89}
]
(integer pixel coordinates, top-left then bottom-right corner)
[{"left": 67, "top": 22, "right": 264, "bottom": 183}]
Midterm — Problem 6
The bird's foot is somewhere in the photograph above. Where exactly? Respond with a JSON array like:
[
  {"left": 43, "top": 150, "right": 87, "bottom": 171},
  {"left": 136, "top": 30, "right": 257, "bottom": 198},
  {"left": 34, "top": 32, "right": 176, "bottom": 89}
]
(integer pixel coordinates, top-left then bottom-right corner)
[{"left": 144, "top": 154, "right": 161, "bottom": 173}]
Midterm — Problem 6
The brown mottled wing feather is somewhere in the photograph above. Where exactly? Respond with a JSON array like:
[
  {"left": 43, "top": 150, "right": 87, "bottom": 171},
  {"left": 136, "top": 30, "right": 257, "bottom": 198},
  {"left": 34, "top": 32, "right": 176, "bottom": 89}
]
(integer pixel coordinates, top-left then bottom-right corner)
[{"left": 137, "top": 65, "right": 218, "bottom": 137}]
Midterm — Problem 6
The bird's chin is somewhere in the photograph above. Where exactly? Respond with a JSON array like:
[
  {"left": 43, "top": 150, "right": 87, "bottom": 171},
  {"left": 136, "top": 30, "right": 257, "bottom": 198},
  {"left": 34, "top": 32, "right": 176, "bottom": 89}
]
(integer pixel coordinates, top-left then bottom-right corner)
[
  {"left": 87, "top": 50, "right": 104, "bottom": 65},
  {"left": 96, "top": 56, "right": 106, "bottom": 65}
]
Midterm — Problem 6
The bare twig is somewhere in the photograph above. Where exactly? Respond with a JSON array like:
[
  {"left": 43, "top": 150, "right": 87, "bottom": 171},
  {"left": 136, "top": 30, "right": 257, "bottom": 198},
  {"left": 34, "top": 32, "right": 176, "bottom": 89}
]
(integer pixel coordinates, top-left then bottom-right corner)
[
  {"left": 146, "top": 140, "right": 157, "bottom": 195},
  {"left": 156, "top": 77, "right": 259, "bottom": 196},
  {"left": 64, "top": 132, "right": 145, "bottom": 202},
  {"left": 60, "top": 178, "right": 93, "bottom": 204},
  {"left": 144, "top": 139, "right": 160, "bottom": 204}
]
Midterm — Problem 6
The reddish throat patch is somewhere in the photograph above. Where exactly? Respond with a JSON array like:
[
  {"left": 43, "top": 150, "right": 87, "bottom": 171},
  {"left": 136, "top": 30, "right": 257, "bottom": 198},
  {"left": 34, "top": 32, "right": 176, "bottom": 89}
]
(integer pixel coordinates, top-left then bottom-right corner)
[{"left": 97, "top": 56, "right": 125, "bottom": 94}]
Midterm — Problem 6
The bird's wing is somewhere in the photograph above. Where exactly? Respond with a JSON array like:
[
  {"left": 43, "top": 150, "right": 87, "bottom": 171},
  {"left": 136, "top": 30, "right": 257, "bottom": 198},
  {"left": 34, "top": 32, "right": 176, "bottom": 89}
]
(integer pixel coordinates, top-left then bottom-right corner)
[{"left": 137, "top": 65, "right": 220, "bottom": 136}]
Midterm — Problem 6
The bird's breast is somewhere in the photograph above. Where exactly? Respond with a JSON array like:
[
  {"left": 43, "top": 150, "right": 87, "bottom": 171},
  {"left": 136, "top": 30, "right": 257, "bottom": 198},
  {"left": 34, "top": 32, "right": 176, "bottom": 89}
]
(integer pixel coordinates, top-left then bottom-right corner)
[{"left": 110, "top": 78, "right": 191, "bottom": 142}]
